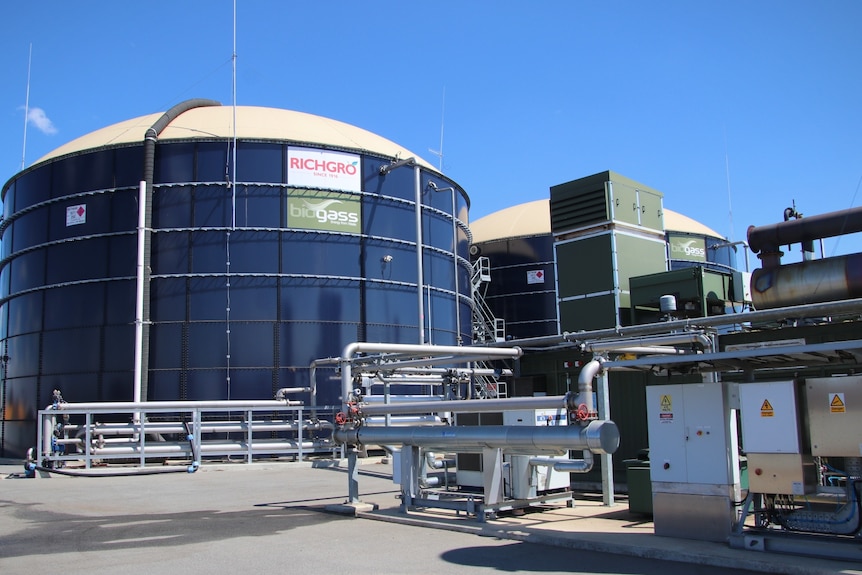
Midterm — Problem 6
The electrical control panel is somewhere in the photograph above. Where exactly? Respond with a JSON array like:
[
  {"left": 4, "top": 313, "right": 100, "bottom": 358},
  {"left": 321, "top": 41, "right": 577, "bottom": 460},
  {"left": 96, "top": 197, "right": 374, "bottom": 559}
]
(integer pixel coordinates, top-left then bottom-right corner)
[
  {"left": 806, "top": 376, "right": 862, "bottom": 457},
  {"left": 738, "top": 381, "right": 802, "bottom": 454},
  {"left": 646, "top": 383, "right": 733, "bottom": 485}
]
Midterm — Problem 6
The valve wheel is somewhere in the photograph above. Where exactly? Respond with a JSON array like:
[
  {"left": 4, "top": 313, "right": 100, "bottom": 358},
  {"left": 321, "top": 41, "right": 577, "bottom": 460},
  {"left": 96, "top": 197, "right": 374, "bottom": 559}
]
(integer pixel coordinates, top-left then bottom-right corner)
[{"left": 575, "top": 403, "right": 590, "bottom": 421}]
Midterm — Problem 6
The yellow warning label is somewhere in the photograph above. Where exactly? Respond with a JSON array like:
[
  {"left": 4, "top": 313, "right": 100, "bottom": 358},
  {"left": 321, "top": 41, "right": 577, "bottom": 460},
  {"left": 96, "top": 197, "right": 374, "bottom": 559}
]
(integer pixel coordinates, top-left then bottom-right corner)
[
  {"left": 760, "top": 399, "right": 774, "bottom": 417},
  {"left": 660, "top": 395, "right": 672, "bottom": 412},
  {"left": 830, "top": 393, "right": 846, "bottom": 414}
]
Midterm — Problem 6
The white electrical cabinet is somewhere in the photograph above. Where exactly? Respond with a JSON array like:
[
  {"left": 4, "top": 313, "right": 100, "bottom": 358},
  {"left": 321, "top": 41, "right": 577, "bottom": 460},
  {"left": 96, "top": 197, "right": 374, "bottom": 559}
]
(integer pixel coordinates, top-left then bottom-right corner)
[
  {"left": 646, "top": 383, "right": 738, "bottom": 542},
  {"left": 646, "top": 384, "right": 733, "bottom": 484},
  {"left": 738, "top": 380, "right": 802, "bottom": 453},
  {"left": 806, "top": 376, "right": 862, "bottom": 457}
]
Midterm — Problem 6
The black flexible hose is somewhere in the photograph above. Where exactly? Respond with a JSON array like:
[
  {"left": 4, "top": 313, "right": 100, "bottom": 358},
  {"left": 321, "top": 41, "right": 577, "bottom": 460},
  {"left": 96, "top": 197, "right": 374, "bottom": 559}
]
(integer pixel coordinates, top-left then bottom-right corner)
[{"left": 29, "top": 464, "right": 196, "bottom": 478}]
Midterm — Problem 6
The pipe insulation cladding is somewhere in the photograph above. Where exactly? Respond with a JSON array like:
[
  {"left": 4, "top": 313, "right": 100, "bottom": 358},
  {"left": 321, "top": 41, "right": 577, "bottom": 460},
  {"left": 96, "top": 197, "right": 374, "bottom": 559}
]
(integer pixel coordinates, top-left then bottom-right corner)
[
  {"left": 333, "top": 419, "right": 620, "bottom": 455},
  {"left": 751, "top": 253, "right": 862, "bottom": 309},
  {"left": 747, "top": 205, "right": 862, "bottom": 258}
]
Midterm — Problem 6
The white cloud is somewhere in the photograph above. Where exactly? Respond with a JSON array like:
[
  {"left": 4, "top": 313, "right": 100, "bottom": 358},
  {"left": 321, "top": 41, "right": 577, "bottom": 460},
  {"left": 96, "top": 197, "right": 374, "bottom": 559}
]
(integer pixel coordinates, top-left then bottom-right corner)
[{"left": 27, "top": 107, "right": 58, "bottom": 135}]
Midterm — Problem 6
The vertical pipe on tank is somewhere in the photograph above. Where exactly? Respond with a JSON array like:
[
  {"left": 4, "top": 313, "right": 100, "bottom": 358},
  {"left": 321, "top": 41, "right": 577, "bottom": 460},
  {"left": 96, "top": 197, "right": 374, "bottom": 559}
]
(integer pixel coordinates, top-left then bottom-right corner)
[
  {"left": 133, "top": 181, "right": 147, "bottom": 404},
  {"left": 415, "top": 164, "right": 425, "bottom": 344},
  {"left": 136, "top": 99, "right": 220, "bottom": 404},
  {"left": 451, "top": 189, "right": 461, "bottom": 345}
]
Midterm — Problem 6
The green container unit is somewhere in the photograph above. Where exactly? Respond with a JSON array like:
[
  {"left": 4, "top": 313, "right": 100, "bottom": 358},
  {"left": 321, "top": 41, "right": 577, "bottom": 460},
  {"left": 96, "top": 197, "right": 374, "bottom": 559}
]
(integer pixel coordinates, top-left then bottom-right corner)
[
  {"left": 624, "top": 449, "right": 653, "bottom": 515},
  {"left": 629, "top": 267, "right": 733, "bottom": 325},
  {"left": 551, "top": 171, "right": 668, "bottom": 332}
]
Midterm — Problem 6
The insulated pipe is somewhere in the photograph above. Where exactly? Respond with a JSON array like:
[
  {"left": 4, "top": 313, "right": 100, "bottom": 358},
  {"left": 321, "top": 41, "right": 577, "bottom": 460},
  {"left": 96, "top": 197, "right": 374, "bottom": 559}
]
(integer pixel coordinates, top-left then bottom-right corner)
[
  {"left": 361, "top": 395, "right": 444, "bottom": 403},
  {"left": 274, "top": 387, "right": 310, "bottom": 399},
  {"left": 357, "top": 394, "right": 570, "bottom": 417},
  {"left": 339, "top": 342, "right": 522, "bottom": 414},
  {"left": 363, "top": 415, "right": 444, "bottom": 427},
  {"left": 52, "top": 400, "right": 300, "bottom": 411},
  {"left": 364, "top": 354, "right": 516, "bottom": 370},
  {"left": 136, "top": 98, "right": 221, "bottom": 403},
  {"left": 334, "top": 419, "right": 619, "bottom": 455},
  {"left": 41, "top": 408, "right": 55, "bottom": 458},
  {"left": 531, "top": 452, "right": 594, "bottom": 473},
  {"left": 376, "top": 366, "right": 513, "bottom": 377},
  {"left": 751, "top": 253, "right": 862, "bottom": 309},
  {"left": 75, "top": 420, "right": 331, "bottom": 435},
  {"left": 583, "top": 332, "right": 711, "bottom": 352},
  {"left": 591, "top": 346, "right": 685, "bottom": 355},
  {"left": 493, "top": 297, "right": 862, "bottom": 350},
  {"left": 309, "top": 356, "right": 340, "bottom": 408},
  {"left": 89, "top": 440, "right": 318, "bottom": 455},
  {"left": 577, "top": 358, "right": 604, "bottom": 416},
  {"left": 747, "top": 205, "right": 862, "bottom": 264},
  {"left": 415, "top": 164, "right": 425, "bottom": 344}
]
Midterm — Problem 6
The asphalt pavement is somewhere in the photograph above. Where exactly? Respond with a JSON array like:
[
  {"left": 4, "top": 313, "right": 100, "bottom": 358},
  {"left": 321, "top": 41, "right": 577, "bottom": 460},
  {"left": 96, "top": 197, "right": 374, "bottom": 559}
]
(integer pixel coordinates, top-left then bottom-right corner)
[{"left": 1, "top": 457, "right": 859, "bottom": 575}]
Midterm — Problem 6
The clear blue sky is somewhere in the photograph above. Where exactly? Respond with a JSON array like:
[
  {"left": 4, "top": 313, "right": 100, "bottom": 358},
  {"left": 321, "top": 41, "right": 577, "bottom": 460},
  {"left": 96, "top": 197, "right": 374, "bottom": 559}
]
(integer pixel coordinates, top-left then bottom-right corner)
[{"left": 3, "top": 1, "right": 861, "bottom": 262}]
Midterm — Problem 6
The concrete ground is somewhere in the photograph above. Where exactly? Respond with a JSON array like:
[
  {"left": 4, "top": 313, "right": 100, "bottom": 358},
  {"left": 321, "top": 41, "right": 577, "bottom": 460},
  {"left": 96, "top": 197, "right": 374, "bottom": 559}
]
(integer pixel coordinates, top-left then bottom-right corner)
[{"left": 1, "top": 457, "right": 859, "bottom": 575}]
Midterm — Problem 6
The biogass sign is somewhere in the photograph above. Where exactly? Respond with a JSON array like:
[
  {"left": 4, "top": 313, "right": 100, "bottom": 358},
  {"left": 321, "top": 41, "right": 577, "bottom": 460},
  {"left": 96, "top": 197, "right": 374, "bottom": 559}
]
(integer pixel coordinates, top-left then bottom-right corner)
[
  {"left": 668, "top": 234, "right": 707, "bottom": 262},
  {"left": 287, "top": 193, "right": 362, "bottom": 233}
]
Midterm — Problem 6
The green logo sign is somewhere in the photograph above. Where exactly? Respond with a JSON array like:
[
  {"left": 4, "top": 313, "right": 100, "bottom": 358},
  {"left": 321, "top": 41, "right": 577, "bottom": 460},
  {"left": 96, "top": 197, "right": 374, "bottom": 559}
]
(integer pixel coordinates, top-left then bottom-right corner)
[
  {"left": 287, "top": 192, "right": 362, "bottom": 233},
  {"left": 668, "top": 234, "right": 707, "bottom": 262}
]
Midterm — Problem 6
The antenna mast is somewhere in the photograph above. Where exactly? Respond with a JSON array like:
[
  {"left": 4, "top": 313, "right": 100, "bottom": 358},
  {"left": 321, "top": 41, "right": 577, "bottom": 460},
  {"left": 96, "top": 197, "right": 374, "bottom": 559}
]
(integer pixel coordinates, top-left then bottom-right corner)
[
  {"left": 724, "top": 124, "right": 733, "bottom": 242},
  {"left": 429, "top": 87, "right": 445, "bottom": 172},
  {"left": 21, "top": 43, "right": 32, "bottom": 171}
]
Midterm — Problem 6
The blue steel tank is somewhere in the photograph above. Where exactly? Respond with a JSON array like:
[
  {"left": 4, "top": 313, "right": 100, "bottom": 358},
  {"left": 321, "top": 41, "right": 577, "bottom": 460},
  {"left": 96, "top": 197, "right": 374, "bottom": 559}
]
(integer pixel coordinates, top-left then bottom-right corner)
[{"left": 0, "top": 102, "right": 471, "bottom": 457}]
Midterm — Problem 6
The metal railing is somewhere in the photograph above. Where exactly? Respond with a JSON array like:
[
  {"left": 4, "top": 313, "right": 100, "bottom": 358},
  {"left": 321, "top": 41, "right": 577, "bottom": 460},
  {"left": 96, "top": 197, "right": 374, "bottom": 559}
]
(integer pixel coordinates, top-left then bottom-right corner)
[{"left": 37, "top": 402, "right": 340, "bottom": 469}]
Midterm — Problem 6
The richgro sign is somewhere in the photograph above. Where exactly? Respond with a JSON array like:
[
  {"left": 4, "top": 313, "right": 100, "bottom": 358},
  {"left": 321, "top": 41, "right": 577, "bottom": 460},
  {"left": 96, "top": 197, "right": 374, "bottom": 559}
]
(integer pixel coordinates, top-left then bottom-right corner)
[
  {"left": 287, "top": 192, "right": 362, "bottom": 233},
  {"left": 287, "top": 147, "right": 361, "bottom": 193}
]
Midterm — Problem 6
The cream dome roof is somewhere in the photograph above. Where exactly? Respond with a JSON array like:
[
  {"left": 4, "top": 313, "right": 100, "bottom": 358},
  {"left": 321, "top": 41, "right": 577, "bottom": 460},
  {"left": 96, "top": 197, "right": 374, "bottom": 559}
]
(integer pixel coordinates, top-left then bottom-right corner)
[{"left": 35, "top": 105, "right": 434, "bottom": 169}]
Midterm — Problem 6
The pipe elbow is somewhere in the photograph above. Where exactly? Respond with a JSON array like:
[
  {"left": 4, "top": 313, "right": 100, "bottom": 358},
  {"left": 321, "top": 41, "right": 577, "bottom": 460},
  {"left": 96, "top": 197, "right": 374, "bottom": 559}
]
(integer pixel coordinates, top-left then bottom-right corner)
[{"left": 577, "top": 357, "right": 605, "bottom": 386}]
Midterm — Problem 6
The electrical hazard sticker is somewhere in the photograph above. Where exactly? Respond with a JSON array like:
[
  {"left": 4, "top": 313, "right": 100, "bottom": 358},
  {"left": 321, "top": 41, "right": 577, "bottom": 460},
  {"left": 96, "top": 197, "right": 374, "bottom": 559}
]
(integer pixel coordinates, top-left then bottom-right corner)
[
  {"left": 829, "top": 393, "right": 846, "bottom": 414},
  {"left": 760, "top": 399, "right": 774, "bottom": 417},
  {"left": 659, "top": 394, "right": 673, "bottom": 422}
]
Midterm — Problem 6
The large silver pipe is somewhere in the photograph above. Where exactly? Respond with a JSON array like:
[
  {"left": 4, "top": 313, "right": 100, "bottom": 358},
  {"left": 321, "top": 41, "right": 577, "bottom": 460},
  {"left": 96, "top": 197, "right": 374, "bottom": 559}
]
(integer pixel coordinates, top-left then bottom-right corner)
[
  {"left": 531, "top": 453, "right": 594, "bottom": 473},
  {"left": 747, "top": 205, "right": 862, "bottom": 261},
  {"left": 367, "top": 366, "right": 512, "bottom": 377},
  {"left": 358, "top": 394, "right": 571, "bottom": 417},
  {"left": 361, "top": 395, "right": 443, "bottom": 403},
  {"left": 415, "top": 163, "right": 425, "bottom": 344},
  {"left": 76, "top": 420, "right": 331, "bottom": 436},
  {"left": 334, "top": 419, "right": 619, "bottom": 455},
  {"left": 89, "top": 441, "right": 319, "bottom": 455},
  {"left": 309, "top": 356, "right": 340, "bottom": 408},
  {"left": 53, "top": 400, "right": 301, "bottom": 412},
  {"left": 274, "top": 387, "right": 310, "bottom": 399},
  {"left": 751, "top": 253, "right": 862, "bottom": 309},
  {"left": 363, "top": 415, "right": 444, "bottom": 427},
  {"left": 41, "top": 408, "right": 55, "bottom": 458},
  {"left": 584, "top": 332, "right": 711, "bottom": 352},
  {"left": 339, "top": 342, "right": 522, "bottom": 413},
  {"left": 488, "top": 297, "right": 862, "bottom": 350},
  {"left": 577, "top": 358, "right": 604, "bottom": 416}
]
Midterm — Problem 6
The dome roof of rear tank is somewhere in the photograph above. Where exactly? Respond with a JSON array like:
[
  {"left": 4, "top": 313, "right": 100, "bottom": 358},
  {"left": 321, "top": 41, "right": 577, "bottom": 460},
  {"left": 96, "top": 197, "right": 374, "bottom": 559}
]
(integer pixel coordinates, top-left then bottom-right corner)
[
  {"left": 469, "top": 199, "right": 725, "bottom": 243},
  {"left": 32, "top": 104, "right": 436, "bottom": 169}
]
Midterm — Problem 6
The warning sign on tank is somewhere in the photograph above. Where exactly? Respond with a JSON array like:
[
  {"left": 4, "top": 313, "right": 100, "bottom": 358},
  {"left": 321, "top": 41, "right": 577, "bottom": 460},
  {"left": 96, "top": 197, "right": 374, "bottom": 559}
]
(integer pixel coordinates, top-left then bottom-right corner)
[
  {"left": 66, "top": 204, "right": 86, "bottom": 226},
  {"left": 829, "top": 393, "right": 846, "bottom": 414},
  {"left": 760, "top": 399, "right": 774, "bottom": 417}
]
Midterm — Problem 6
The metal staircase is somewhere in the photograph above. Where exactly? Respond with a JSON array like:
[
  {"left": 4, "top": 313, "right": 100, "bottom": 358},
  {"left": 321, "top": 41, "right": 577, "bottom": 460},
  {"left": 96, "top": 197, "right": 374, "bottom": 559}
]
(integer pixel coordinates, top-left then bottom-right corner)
[{"left": 470, "top": 257, "right": 508, "bottom": 398}]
